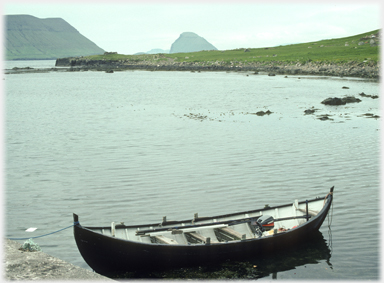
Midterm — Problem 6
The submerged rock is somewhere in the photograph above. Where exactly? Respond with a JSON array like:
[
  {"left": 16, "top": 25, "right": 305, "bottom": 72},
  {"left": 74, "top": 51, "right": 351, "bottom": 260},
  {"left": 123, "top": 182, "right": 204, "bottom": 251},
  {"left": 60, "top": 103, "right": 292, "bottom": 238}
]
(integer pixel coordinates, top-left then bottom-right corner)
[
  {"left": 304, "top": 109, "right": 316, "bottom": 114},
  {"left": 184, "top": 113, "right": 208, "bottom": 121},
  {"left": 360, "top": 113, "right": 380, "bottom": 119},
  {"left": 317, "top": 114, "right": 333, "bottom": 121},
  {"left": 247, "top": 110, "right": 273, "bottom": 116},
  {"left": 359, "top": 92, "right": 379, "bottom": 99},
  {"left": 255, "top": 110, "right": 273, "bottom": 116}
]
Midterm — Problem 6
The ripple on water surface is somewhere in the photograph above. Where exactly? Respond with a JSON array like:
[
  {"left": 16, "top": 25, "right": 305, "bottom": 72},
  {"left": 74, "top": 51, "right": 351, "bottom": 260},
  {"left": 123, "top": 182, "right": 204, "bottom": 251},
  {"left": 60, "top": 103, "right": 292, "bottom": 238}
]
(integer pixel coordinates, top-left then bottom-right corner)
[{"left": 5, "top": 71, "right": 380, "bottom": 279}]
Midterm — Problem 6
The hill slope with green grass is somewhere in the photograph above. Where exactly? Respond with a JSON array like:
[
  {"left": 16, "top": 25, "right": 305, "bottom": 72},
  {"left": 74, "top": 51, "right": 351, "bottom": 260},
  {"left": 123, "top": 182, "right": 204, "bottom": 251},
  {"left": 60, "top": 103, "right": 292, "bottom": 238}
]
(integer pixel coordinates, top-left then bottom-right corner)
[
  {"left": 54, "top": 29, "right": 379, "bottom": 78},
  {"left": 168, "top": 29, "right": 380, "bottom": 65},
  {"left": 5, "top": 15, "right": 105, "bottom": 60},
  {"left": 77, "top": 29, "right": 379, "bottom": 64}
]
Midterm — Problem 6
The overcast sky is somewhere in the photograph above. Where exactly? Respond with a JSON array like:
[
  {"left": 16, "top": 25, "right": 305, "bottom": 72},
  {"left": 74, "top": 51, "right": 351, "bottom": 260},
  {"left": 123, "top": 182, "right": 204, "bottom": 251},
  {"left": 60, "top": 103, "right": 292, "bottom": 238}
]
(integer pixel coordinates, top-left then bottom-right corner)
[{"left": 3, "top": 1, "right": 382, "bottom": 55}]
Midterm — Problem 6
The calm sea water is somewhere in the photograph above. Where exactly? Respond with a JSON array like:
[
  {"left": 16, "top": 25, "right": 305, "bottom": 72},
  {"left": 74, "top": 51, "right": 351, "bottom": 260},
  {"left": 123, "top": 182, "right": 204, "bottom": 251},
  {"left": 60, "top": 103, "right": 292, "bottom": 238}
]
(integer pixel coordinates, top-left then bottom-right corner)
[{"left": 4, "top": 60, "right": 380, "bottom": 280}]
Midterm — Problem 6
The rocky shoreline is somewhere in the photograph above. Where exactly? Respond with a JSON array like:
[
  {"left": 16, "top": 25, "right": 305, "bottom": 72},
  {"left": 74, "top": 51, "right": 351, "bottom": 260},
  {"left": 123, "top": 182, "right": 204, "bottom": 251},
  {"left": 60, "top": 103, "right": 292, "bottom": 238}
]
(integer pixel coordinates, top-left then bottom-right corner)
[
  {"left": 4, "top": 238, "right": 112, "bottom": 280},
  {"left": 4, "top": 57, "right": 379, "bottom": 80},
  {"left": 51, "top": 57, "right": 380, "bottom": 79}
]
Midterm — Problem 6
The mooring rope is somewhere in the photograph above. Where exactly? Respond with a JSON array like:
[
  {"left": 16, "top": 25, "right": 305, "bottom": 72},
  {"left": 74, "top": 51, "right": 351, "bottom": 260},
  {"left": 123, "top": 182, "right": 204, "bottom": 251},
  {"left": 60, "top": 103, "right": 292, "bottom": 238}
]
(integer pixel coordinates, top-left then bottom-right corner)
[
  {"left": 327, "top": 201, "right": 334, "bottom": 257},
  {"left": 8, "top": 221, "right": 79, "bottom": 241},
  {"left": 323, "top": 191, "right": 333, "bottom": 206},
  {"left": 328, "top": 200, "right": 334, "bottom": 227}
]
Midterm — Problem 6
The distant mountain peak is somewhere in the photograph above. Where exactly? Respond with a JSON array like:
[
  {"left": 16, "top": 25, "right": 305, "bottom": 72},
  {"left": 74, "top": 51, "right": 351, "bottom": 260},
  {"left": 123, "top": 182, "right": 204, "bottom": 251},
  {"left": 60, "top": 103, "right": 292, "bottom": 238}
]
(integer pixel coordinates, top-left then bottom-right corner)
[
  {"left": 170, "top": 32, "right": 217, "bottom": 54},
  {"left": 180, "top": 32, "right": 199, "bottom": 37},
  {"left": 5, "top": 14, "right": 105, "bottom": 60}
]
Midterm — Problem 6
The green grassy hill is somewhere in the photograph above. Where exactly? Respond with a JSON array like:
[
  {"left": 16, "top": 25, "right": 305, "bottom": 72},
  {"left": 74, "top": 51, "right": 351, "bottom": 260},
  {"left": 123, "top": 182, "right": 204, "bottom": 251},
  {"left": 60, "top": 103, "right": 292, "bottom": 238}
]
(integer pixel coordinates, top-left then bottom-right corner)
[
  {"left": 170, "top": 30, "right": 380, "bottom": 65},
  {"left": 85, "top": 29, "right": 379, "bottom": 65}
]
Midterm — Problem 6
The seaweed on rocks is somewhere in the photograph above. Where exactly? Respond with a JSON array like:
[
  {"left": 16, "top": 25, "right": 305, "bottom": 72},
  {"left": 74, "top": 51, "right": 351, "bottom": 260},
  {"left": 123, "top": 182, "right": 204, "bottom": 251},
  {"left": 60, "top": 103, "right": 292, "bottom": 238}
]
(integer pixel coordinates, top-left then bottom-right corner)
[
  {"left": 248, "top": 110, "right": 273, "bottom": 116},
  {"left": 359, "top": 92, "right": 379, "bottom": 99},
  {"left": 317, "top": 114, "right": 334, "bottom": 121},
  {"left": 321, "top": 97, "right": 346, "bottom": 105},
  {"left": 321, "top": 96, "right": 361, "bottom": 105},
  {"left": 358, "top": 113, "right": 380, "bottom": 119}
]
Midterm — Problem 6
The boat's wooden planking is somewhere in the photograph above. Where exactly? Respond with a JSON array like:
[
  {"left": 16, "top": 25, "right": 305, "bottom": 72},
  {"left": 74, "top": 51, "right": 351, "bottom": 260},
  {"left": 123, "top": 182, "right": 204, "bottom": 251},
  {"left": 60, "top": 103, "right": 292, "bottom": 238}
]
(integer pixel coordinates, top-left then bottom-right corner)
[
  {"left": 73, "top": 187, "right": 333, "bottom": 276},
  {"left": 90, "top": 197, "right": 324, "bottom": 245}
]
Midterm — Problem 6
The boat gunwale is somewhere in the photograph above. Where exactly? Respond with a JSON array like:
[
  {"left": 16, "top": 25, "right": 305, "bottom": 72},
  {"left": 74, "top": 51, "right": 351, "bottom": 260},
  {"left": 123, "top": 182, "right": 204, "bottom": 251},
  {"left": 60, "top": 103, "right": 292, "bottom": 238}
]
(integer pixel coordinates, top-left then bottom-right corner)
[
  {"left": 75, "top": 193, "right": 332, "bottom": 247},
  {"left": 73, "top": 187, "right": 334, "bottom": 275}
]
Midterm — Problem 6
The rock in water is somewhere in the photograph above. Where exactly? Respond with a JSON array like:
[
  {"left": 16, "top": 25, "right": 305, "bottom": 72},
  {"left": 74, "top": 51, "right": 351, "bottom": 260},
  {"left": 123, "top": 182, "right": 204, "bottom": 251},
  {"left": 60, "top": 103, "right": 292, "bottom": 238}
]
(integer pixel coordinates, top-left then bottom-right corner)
[
  {"left": 321, "top": 96, "right": 361, "bottom": 105},
  {"left": 304, "top": 109, "right": 316, "bottom": 114},
  {"left": 169, "top": 32, "right": 217, "bottom": 53},
  {"left": 255, "top": 110, "right": 273, "bottom": 116},
  {"left": 341, "top": 96, "right": 361, "bottom": 103},
  {"left": 321, "top": 97, "right": 346, "bottom": 105}
]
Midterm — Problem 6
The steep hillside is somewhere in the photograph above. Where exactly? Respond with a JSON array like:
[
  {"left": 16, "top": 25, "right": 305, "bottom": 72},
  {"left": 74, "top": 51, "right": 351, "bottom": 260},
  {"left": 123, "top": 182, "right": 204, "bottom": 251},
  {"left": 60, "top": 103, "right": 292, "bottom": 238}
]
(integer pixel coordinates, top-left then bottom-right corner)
[
  {"left": 5, "top": 15, "right": 105, "bottom": 60},
  {"left": 170, "top": 32, "right": 217, "bottom": 53}
]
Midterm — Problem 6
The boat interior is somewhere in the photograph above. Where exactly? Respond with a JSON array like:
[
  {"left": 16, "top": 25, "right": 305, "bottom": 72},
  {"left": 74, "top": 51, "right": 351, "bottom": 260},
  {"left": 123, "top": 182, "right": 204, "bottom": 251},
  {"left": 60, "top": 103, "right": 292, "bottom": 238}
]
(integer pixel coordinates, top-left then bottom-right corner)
[{"left": 86, "top": 197, "right": 327, "bottom": 245}]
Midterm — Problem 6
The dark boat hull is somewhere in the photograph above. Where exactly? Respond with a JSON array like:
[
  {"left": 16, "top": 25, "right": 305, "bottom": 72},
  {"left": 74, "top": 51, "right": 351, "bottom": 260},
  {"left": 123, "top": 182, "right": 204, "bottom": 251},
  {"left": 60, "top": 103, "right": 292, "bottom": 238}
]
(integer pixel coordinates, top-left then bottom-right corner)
[{"left": 74, "top": 188, "right": 333, "bottom": 277}]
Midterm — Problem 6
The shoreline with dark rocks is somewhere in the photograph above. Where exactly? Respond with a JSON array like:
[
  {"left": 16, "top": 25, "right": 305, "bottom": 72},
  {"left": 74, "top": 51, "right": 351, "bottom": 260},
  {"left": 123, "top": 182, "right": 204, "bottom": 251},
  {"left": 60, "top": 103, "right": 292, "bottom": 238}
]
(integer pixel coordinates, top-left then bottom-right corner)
[
  {"left": 52, "top": 57, "right": 379, "bottom": 79},
  {"left": 4, "top": 58, "right": 379, "bottom": 80}
]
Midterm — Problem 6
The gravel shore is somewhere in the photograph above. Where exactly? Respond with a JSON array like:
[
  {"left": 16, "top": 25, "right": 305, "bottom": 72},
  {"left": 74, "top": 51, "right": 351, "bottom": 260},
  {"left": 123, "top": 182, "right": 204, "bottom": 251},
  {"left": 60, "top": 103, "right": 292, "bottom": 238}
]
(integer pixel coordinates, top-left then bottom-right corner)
[{"left": 3, "top": 238, "right": 113, "bottom": 281}]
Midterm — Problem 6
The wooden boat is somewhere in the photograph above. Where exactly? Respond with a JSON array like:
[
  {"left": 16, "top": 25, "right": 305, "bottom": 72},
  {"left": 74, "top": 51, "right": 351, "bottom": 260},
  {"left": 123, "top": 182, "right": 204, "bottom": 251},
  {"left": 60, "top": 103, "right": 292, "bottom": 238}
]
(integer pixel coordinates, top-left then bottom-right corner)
[{"left": 73, "top": 186, "right": 334, "bottom": 277}]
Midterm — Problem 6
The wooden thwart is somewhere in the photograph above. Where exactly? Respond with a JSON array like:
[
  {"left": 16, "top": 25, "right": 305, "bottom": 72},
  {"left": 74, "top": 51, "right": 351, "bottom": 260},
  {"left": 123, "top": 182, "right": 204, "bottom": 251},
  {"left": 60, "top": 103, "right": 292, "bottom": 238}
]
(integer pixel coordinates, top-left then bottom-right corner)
[
  {"left": 297, "top": 208, "right": 318, "bottom": 217},
  {"left": 218, "top": 227, "right": 245, "bottom": 240},
  {"left": 187, "top": 232, "right": 219, "bottom": 243},
  {"left": 153, "top": 235, "right": 179, "bottom": 245},
  {"left": 294, "top": 200, "right": 318, "bottom": 216}
]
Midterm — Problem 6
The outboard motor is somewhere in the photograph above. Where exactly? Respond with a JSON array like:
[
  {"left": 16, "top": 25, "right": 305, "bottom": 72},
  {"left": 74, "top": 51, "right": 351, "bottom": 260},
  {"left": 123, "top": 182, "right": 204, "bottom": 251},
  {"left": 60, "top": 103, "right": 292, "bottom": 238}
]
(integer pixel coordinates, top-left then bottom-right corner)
[
  {"left": 250, "top": 215, "right": 274, "bottom": 237},
  {"left": 257, "top": 215, "right": 274, "bottom": 231}
]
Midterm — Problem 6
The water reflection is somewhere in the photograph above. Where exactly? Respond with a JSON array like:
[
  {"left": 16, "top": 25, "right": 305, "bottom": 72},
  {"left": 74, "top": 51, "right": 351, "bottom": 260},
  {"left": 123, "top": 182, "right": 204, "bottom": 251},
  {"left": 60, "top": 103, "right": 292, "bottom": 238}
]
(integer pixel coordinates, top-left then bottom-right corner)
[
  {"left": 116, "top": 230, "right": 332, "bottom": 280},
  {"left": 253, "top": 230, "right": 333, "bottom": 279}
]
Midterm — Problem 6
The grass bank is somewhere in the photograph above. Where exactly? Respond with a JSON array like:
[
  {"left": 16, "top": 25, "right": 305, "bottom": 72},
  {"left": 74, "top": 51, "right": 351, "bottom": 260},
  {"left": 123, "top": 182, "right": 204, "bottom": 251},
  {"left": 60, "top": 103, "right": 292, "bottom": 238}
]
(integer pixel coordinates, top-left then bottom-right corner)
[
  {"left": 84, "top": 29, "right": 379, "bottom": 66},
  {"left": 55, "top": 30, "right": 379, "bottom": 78}
]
